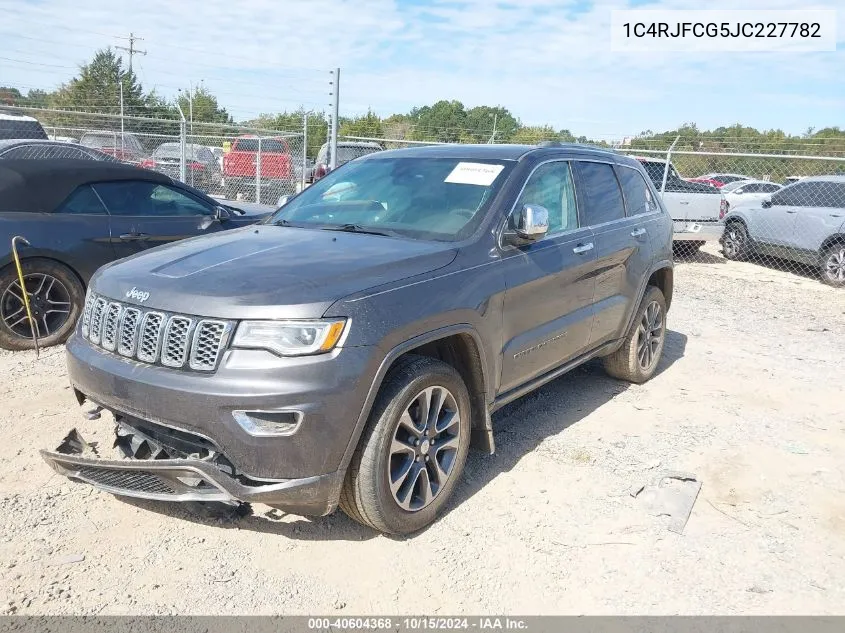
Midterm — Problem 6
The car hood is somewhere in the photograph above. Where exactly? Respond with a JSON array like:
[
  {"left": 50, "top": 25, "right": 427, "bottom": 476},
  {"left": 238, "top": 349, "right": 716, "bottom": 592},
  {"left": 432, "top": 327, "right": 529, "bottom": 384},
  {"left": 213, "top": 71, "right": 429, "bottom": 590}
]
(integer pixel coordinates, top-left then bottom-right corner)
[{"left": 91, "top": 225, "right": 458, "bottom": 319}]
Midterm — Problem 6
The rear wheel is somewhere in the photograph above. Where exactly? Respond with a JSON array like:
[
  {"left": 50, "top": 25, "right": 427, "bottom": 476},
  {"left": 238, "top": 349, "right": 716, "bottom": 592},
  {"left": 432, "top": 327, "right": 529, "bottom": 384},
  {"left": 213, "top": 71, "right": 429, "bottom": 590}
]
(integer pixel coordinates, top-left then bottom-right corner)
[
  {"left": 722, "top": 222, "right": 749, "bottom": 260},
  {"left": 0, "top": 259, "right": 84, "bottom": 350},
  {"left": 820, "top": 243, "right": 845, "bottom": 287},
  {"left": 340, "top": 355, "right": 471, "bottom": 535},
  {"left": 602, "top": 285, "right": 667, "bottom": 384}
]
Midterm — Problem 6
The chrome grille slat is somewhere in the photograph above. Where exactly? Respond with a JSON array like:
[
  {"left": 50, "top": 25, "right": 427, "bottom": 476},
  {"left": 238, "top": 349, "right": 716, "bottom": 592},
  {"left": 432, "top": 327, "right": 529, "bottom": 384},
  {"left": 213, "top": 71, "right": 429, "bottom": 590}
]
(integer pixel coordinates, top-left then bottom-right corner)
[
  {"left": 137, "top": 312, "right": 165, "bottom": 363},
  {"left": 100, "top": 302, "right": 122, "bottom": 351},
  {"left": 83, "top": 293, "right": 229, "bottom": 372},
  {"left": 160, "top": 316, "right": 193, "bottom": 368},
  {"left": 117, "top": 308, "right": 141, "bottom": 357},
  {"left": 81, "top": 292, "right": 94, "bottom": 337},
  {"left": 189, "top": 320, "right": 230, "bottom": 371},
  {"left": 88, "top": 297, "right": 108, "bottom": 345}
]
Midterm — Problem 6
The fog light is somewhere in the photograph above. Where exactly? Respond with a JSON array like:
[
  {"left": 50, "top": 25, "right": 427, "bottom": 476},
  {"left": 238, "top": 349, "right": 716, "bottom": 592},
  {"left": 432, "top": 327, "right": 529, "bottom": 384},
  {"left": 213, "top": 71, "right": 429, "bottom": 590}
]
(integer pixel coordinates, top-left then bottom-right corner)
[{"left": 232, "top": 410, "right": 302, "bottom": 436}]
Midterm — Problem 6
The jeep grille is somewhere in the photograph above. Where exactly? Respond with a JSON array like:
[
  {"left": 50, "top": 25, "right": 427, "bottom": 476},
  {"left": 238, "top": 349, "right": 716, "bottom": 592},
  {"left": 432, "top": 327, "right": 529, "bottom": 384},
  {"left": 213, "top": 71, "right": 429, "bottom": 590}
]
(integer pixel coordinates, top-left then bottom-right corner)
[{"left": 81, "top": 293, "right": 232, "bottom": 372}]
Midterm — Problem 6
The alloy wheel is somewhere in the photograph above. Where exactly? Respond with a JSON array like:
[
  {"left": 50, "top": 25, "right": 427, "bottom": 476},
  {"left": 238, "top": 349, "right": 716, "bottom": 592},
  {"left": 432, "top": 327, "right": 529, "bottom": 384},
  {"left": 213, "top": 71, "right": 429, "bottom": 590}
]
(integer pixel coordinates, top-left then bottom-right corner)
[
  {"left": 0, "top": 273, "right": 72, "bottom": 339},
  {"left": 824, "top": 246, "right": 845, "bottom": 284},
  {"left": 636, "top": 301, "right": 664, "bottom": 371},
  {"left": 387, "top": 385, "right": 462, "bottom": 512},
  {"left": 723, "top": 226, "right": 745, "bottom": 258}
]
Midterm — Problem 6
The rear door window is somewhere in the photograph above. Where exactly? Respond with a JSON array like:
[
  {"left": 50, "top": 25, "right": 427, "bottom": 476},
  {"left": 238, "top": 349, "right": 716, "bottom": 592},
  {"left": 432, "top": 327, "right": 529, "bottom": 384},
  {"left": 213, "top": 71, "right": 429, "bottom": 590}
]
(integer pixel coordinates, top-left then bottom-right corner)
[{"left": 575, "top": 162, "right": 626, "bottom": 225}]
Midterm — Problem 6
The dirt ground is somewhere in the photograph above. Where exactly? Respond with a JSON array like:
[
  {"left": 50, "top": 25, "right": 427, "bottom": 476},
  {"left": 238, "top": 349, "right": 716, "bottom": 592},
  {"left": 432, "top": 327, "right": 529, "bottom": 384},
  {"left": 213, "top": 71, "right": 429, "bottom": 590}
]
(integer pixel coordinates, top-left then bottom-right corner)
[{"left": 1, "top": 242, "right": 843, "bottom": 615}]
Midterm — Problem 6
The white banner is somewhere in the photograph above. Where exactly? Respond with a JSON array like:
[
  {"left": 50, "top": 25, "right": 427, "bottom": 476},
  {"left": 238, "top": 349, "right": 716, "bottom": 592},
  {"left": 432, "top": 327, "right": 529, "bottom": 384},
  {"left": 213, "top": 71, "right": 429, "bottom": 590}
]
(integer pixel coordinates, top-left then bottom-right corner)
[{"left": 611, "top": 10, "right": 837, "bottom": 52}]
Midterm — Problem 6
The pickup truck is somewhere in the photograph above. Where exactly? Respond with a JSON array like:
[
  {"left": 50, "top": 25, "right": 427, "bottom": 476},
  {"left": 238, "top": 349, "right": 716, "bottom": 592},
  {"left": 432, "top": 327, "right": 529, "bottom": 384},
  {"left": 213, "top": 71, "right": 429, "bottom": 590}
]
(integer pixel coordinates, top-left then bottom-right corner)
[
  {"left": 634, "top": 157, "right": 727, "bottom": 251},
  {"left": 223, "top": 136, "right": 295, "bottom": 204}
]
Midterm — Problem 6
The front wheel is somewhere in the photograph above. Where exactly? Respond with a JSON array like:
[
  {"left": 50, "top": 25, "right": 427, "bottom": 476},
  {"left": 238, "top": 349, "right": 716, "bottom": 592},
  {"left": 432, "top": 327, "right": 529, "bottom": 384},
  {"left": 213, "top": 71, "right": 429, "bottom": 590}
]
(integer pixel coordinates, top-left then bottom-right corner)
[
  {"left": 0, "top": 259, "right": 84, "bottom": 351},
  {"left": 602, "top": 285, "right": 667, "bottom": 384},
  {"left": 820, "top": 243, "right": 845, "bottom": 287},
  {"left": 340, "top": 355, "right": 471, "bottom": 535}
]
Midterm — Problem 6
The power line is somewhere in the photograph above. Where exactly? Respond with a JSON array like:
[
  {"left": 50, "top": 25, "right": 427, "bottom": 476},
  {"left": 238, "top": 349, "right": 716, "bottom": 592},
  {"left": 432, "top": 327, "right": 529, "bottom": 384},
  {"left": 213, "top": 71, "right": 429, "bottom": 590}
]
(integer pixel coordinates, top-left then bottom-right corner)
[{"left": 115, "top": 32, "right": 146, "bottom": 75}]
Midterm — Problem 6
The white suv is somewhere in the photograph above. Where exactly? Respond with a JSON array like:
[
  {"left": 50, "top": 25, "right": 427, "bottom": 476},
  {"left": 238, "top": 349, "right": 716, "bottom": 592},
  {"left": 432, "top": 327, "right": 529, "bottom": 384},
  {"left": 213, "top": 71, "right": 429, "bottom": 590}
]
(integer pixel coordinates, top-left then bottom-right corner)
[{"left": 720, "top": 176, "right": 845, "bottom": 286}]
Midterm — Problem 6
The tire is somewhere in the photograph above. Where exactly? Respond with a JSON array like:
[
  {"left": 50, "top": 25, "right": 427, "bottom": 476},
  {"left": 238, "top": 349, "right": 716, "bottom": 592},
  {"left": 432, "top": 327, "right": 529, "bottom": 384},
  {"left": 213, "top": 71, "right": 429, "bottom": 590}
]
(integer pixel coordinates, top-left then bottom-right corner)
[
  {"left": 722, "top": 221, "right": 749, "bottom": 260},
  {"left": 820, "top": 242, "right": 845, "bottom": 287},
  {"left": 673, "top": 241, "right": 703, "bottom": 257},
  {"left": 602, "top": 285, "right": 667, "bottom": 384},
  {"left": 0, "top": 259, "right": 85, "bottom": 351},
  {"left": 340, "top": 355, "right": 472, "bottom": 535}
]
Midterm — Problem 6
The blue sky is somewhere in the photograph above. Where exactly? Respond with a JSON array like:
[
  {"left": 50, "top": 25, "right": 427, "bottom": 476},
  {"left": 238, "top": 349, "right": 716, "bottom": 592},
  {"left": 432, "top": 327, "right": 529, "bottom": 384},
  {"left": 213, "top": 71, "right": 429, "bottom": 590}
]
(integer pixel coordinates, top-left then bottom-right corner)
[{"left": 0, "top": 0, "right": 842, "bottom": 139}]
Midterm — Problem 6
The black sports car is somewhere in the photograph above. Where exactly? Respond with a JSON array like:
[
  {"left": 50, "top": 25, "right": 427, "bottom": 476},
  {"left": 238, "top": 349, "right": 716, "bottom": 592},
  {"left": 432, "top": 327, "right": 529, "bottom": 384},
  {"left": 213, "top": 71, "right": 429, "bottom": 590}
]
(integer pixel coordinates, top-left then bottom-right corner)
[{"left": 0, "top": 159, "right": 271, "bottom": 350}]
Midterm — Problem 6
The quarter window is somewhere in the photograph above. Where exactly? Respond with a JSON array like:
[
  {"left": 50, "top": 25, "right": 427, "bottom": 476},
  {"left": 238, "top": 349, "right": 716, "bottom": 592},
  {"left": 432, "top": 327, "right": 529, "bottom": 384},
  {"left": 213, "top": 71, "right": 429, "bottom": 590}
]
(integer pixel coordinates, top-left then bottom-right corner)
[
  {"left": 617, "top": 166, "right": 657, "bottom": 216},
  {"left": 54, "top": 185, "right": 108, "bottom": 214}
]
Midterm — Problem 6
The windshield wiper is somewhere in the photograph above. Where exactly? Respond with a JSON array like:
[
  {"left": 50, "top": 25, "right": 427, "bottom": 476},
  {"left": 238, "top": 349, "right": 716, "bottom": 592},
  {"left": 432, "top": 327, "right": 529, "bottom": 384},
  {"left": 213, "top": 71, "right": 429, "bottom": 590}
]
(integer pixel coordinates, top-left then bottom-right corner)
[
  {"left": 319, "top": 223, "right": 402, "bottom": 238},
  {"left": 270, "top": 218, "right": 300, "bottom": 227}
]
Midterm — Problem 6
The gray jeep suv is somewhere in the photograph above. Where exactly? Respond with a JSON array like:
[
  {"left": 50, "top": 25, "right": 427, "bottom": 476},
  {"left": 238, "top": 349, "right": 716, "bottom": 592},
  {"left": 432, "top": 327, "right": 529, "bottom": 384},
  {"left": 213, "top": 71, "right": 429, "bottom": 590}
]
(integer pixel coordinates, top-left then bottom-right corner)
[{"left": 42, "top": 143, "right": 674, "bottom": 534}]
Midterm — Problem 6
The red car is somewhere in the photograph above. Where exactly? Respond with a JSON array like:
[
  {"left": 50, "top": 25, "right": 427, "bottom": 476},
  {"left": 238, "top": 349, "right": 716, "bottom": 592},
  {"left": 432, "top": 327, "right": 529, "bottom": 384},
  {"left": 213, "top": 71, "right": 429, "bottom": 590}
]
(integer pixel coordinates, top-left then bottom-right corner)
[
  {"left": 223, "top": 135, "right": 294, "bottom": 204},
  {"left": 687, "top": 173, "right": 751, "bottom": 189}
]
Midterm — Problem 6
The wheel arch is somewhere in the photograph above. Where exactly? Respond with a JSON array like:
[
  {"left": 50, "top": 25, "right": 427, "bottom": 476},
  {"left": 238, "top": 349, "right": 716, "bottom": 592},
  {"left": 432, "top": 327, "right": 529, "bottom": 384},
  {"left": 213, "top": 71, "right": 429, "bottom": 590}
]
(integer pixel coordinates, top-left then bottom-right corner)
[
  {"left": 0, "top": 254, "right": 87, "bottom": 292},
  {"left": 337, "top": 324, "right": 494, "bottom": 494},
  {"left": 820, "top": 233, "right": 845, "bottom": 254}
]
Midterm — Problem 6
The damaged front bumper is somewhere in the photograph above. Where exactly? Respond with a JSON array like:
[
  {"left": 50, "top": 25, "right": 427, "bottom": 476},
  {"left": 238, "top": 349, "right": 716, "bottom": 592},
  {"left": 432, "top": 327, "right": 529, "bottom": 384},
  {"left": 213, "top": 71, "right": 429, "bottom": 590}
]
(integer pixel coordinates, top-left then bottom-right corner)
[{"left": 40, "top": 422, "right": 342, "bottom": 516}]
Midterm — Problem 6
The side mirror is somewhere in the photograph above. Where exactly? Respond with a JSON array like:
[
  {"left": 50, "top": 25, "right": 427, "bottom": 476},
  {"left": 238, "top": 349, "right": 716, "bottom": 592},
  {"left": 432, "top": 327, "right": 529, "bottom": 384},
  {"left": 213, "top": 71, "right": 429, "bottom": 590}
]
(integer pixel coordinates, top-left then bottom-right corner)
[
  {"left": 277, "top": 195, "right": 290, "bottom": 208},
  {"left": 761, "top": 199, "right": 773, "bottom": 209},
  {"left": 506, "top": 204, "right": 549, "bottom": 245},
  {"left": 215, "top": 206, "right": 231, "bottom": 221},
  {"left": 734, "top": 188, "right": 744, "bottom": 194}
]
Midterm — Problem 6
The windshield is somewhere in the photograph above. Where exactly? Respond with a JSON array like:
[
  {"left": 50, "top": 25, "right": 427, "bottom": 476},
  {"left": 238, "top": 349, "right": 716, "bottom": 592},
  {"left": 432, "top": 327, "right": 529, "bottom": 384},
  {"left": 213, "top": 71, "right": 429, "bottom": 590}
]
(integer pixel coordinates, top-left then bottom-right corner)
[
  {"left": 640, "top": 160, "right": 680, "bottom": 184},
  {"left": 235, "top": 138, "right": 288, "bottom": 153},
  {"left": 268, "top": 156, "right": 512, "bottom": 241},
  {"left": 721, "top": 180, "right": 749, "bottom": 192},
  {"left": 337, "top": 145, "right": 382, "bottom": 163},
  {"left": 153, "top": 144, "right": 205, "bottom": 160}
]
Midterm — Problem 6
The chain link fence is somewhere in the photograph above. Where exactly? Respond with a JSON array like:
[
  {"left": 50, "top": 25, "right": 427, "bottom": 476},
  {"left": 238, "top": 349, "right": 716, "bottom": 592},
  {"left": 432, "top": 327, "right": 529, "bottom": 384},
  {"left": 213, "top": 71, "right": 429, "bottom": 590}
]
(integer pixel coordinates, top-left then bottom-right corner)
[
  {"left": 4, "top": 107, "right": 306, "bottom": 207},
  {"left": 3, "top": 110, "right": 844, "bottom": 285},
  {"left": 340, "top": 134, "right": 845, "bottom": 286},
  {"left": 616, "top": 147, "right": 845, "bottom": 286}
]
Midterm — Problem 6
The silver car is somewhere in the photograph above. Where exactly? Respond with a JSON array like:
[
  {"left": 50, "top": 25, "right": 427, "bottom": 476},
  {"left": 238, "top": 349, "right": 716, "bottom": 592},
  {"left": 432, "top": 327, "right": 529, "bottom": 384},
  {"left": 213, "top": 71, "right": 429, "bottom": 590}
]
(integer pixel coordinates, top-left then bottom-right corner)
[{"left": 720, "top": 175, "right": 845, "bottom": 286}]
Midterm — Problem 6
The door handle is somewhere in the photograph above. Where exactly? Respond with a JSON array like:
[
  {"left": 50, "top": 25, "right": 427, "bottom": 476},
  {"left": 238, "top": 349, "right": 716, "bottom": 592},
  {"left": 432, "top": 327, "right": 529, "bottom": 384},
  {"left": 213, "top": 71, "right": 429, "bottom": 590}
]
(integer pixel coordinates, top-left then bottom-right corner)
[
  {"left": 830, "top": 214, "right": 842, "bottom": 218},
  {"left": 119, "top": 233, "right": 149, "bottom": 241},
  {"left": 631, "top": 228, "right": 647, "bottom": 237},
  {"left": 679, "top": 201, "right": 690, "bottom": 205},
  {"left": 572, "top": 243, "right": 594, "bottom": 254},
  {"left": 785, "top": 210, "right": 797, "bottom": 214}
]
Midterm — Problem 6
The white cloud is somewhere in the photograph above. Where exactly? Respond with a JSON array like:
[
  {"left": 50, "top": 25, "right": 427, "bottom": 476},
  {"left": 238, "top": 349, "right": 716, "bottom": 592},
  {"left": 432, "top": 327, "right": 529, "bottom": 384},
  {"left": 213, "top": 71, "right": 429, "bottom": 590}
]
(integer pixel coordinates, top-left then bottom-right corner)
[{"left": 0, "top": 0, "right": 841, "bottom": 137}]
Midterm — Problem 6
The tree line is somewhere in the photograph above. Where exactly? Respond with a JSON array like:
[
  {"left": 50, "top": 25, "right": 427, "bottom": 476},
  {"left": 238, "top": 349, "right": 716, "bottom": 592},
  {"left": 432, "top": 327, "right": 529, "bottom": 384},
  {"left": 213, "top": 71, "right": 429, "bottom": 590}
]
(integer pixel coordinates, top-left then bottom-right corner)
[{"left": 1, "top": 48, "right": 843, "bottom": 163}]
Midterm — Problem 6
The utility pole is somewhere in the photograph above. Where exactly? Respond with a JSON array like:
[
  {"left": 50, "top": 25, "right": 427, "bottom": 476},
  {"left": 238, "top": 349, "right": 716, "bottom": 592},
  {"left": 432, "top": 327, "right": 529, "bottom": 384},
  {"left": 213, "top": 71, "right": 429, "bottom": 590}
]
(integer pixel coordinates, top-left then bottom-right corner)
[
  {"left": 329, "top": 68, "right": 340, "bottom": 170},
  {"left": 488, "top": 113, "right": 498, "bottom": 144},
  {"left": 116, "top": 32, "right": 147, "bottom": 75}
]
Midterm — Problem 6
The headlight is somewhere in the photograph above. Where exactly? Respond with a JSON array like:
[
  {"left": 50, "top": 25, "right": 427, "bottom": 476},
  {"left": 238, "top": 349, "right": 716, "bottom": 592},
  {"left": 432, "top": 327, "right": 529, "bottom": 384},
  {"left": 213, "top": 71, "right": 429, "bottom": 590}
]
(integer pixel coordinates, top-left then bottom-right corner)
[{"left": 232, "top": 319, "right": 346, "bottom": 356}]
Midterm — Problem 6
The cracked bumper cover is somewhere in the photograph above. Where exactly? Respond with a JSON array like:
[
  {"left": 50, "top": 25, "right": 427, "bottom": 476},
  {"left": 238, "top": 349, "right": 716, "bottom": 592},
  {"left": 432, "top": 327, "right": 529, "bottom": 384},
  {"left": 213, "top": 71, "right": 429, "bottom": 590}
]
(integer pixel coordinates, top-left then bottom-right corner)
[{"left": 40, "top": 442, "right": 343, "bottom": 515}]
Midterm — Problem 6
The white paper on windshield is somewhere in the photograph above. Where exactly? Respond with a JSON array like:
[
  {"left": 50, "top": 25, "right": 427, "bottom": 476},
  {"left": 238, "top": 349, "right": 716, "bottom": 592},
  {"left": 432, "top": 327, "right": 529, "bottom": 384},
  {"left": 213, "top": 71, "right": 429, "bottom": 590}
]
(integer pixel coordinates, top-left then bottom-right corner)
[{"left": 444, "top": 162, "right": 504, "bottom": 186}]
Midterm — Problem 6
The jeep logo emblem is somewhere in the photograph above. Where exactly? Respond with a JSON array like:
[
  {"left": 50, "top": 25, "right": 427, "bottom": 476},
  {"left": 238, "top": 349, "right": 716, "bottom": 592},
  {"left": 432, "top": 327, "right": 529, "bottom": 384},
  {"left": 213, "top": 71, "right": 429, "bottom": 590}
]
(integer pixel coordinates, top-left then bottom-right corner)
[{"left": 125, "top": 287, "right": 150, "bottom": 303}]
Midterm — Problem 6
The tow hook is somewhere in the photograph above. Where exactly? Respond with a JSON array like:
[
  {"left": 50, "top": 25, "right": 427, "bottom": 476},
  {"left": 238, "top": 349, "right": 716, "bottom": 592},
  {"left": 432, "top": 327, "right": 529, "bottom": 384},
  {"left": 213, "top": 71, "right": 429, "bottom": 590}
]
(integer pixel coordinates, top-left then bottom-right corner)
[{"left": 84, "top": 405, "right": 103, "bottom": 420}]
